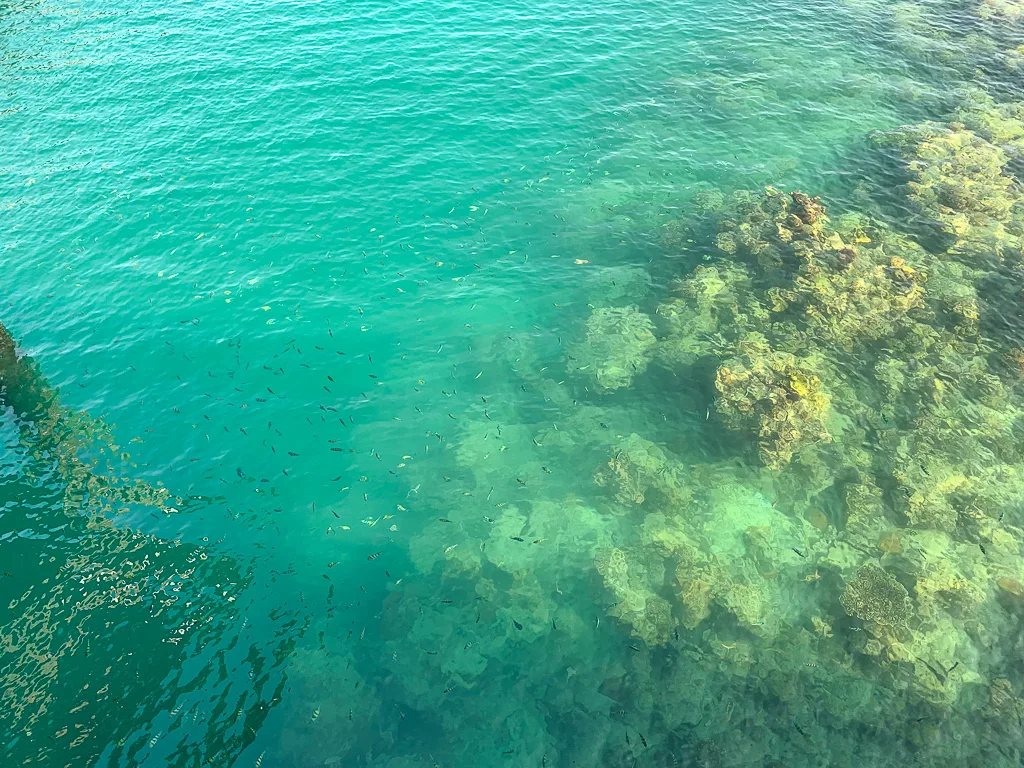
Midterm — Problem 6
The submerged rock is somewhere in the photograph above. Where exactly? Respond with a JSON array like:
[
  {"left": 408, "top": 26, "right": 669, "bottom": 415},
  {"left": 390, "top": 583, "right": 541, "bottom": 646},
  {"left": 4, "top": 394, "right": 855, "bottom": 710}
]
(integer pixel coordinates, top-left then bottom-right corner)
[
  {"left": 569, "top": 306, "right": 656, "bottom": 392},
  {"left": 715, "top": 340, "right": 832, "bottom": 469}
]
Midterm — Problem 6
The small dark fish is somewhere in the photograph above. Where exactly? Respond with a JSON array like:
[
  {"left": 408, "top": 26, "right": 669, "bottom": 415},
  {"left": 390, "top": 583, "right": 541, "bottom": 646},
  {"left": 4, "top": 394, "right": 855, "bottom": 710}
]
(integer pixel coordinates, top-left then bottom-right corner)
[
  {"left": 510, "top": 536, "right": 524, "bottom": 542},
  {"left": 516, "top": 478, "right": 526, "bottom": 485},
  {"left": 367, "top": 552, "right": 382, "bottom": 561},
  {"left": 918, "top": 657, "right": 946, "bottom": 684},
  {"left": 512, "top": 618, "right": 523, "bottom": 631},
  {"left": 639, "top": 733, "right": 648, "bottom": 748},
  {"left": 792, "top": 547, "right": 806, "bottom": 558},
  {"left": 288, "top": 451, "right": 299, "bottom": 457},
  {"left": 443, "top": 686, "right": 455, "bottom": 694},
  {"left": 438, "top": 518, "right": 452, "bottom": 523},
  {"left": 627, "top": 644, "right": 640, "bottom": 651}
]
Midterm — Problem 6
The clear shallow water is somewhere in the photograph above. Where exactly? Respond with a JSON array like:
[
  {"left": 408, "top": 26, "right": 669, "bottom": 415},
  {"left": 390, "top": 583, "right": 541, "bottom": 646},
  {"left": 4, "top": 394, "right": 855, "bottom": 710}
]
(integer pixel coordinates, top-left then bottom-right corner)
[{"left": 4, "top": 0, "right": 1024, "bottom": 765}]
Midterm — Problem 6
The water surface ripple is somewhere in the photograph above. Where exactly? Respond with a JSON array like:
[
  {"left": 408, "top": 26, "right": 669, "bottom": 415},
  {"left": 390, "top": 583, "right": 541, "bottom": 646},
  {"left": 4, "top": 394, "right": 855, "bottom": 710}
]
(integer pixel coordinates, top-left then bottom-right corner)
[{"left": 4, "top": 0, "right": 1024, "bottom": 765}]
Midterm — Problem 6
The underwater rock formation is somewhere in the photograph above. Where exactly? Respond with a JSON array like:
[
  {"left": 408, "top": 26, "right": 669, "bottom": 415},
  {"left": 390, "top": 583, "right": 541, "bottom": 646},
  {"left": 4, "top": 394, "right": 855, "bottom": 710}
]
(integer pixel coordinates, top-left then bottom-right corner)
[
  {"left": 568, "top": 305, "right": 656, "bottom": 391},
  {"left": 0, "top": 319, "right": 50, "bottom": 417},
  {"left": 0, "top": 320, "right": 173, "bottom": 515},
  {"left": 0, "top": 320, "right": 15, "bottom": 371},
  {"left": 390, "top": 80, "right": 1024, "bottom": 768},
  {"left": 595, "top": 547, "right": 676, "bottom": 645},
  {"left": 877, "top": 113, "right": 1024, "bottom": 266},
  {"left": 597, "top": 114, "right": 1024, "bottom": 735},
  {"left": 656, "top": 262, "right": 763, "bottom": 365},
  {"left": 593, "top": 433, "right": 692, "bottom": 508},
  {"left": 978, "top": 0, "right": 1024, "bottom": 21},
  {"left": 0, "top": 320, "right": 252, "bottom": 765},
  {"left": 714, "top": 340, "right": 832, "bottom": 469}
]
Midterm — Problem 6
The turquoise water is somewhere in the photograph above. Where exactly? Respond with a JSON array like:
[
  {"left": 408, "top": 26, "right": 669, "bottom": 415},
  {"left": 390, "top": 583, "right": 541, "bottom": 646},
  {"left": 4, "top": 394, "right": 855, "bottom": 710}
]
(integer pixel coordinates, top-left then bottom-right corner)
[{"left": 5, "top": 0, "right": 1024, "bottom": 765}]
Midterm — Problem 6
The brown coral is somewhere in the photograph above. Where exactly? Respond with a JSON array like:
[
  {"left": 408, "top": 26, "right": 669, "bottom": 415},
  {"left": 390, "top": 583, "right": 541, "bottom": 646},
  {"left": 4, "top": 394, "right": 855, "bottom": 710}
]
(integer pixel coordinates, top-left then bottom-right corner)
[
  {"left": 840, "top": 564, "right": 913, "bottom": 628},
  {"left": 714, "top": 341, "right": 832, "bottom": 469}
]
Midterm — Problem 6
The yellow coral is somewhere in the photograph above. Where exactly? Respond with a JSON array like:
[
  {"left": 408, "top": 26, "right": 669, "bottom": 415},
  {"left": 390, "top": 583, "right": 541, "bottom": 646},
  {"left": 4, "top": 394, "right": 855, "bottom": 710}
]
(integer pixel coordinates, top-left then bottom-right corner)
[{"left": 715, "top": 340, "right": 832, "bottom": 469}]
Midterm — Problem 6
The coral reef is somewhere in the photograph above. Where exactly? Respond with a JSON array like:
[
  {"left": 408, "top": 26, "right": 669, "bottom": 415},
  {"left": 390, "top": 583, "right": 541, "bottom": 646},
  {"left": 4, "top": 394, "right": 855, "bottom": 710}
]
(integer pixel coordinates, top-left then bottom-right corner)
[
  {"left": 876, "top": 115, "right": 1024, "bottom": 265},
  {"left": 596, "top": 547, "right": 676, "bottom": 644},
  {"left": 978, "top": 0, "right": 1024, "bottom": 21},
  {"left": 575, "top": 93, "right": 1024, "bottom": 757},
  {"left": 840, "top": 564, "right": 913, "bottom": 627},
  {"left": 593, "top": 432, "right": 692, "bottom": 508},
  {"left": 568, "top": 305, "right": 656, "bottom": 391},
  {"left": 25, "top": 1, "right": 1024, "bottom": 766},
  {"left": 655, "top": 262, "right": 764, "bottom": 365},
  {"left": 714, "top": 340, "right": 833, "bottom": 468}
]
